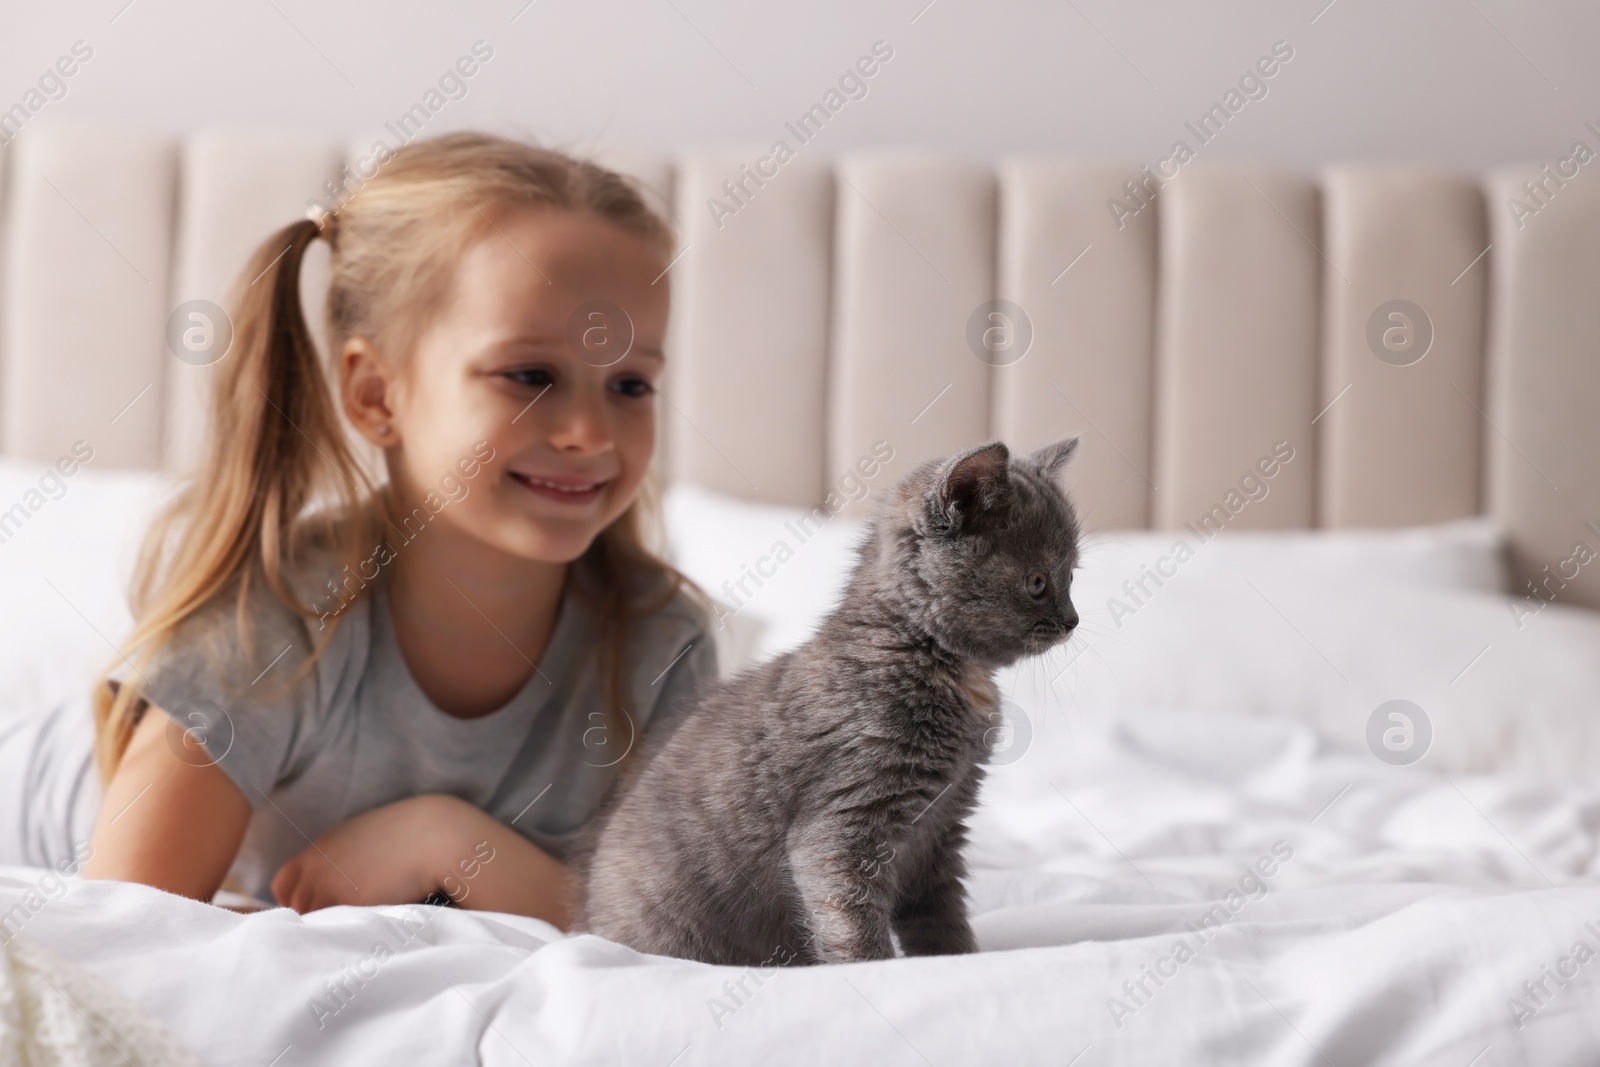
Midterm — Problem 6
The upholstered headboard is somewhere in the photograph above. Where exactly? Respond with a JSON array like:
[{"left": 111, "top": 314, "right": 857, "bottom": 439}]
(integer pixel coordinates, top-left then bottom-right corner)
[{"left": 2, "top": 128, "right": 1597, "bottom": 608}]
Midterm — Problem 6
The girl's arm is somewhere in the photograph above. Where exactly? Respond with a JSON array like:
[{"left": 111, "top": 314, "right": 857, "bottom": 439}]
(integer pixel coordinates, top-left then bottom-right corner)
[
  {"left": 271, "top": 794, "right": 575, "bottom": 927},
  {"left": 82, "top": 704, "right": 252, "bottom": 900}
]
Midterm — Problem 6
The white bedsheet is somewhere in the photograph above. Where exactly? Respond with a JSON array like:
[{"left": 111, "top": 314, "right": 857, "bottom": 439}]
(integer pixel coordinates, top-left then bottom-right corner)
[{"left": 6, "top": 705, "right": 1599, "bottom": 1066}]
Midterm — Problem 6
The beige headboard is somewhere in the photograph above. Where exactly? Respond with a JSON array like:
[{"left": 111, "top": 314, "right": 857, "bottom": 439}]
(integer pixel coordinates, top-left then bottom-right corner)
[{"left": 2, "top": 127, "right": 1597, "bottom": 609}]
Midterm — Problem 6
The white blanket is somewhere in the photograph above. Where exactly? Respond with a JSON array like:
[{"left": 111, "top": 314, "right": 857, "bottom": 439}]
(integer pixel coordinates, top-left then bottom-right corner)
[
  {"left": 5, "top": 706, "right": 1599, "bottom": 1066},
  {"left": 0, "top": 934, "right": 197, "bottom": 1067}
]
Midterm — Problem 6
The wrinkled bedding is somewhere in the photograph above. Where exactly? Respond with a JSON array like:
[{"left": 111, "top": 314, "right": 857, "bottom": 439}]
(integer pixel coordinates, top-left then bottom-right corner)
[{"left": 5, "top": 706, "right": 1600, "bottom": 1065}]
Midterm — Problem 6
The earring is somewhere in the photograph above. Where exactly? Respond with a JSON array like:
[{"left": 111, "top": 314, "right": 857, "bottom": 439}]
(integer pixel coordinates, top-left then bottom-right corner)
[{"left": 377, "top": 425, "right": 391, "bottom": 437}]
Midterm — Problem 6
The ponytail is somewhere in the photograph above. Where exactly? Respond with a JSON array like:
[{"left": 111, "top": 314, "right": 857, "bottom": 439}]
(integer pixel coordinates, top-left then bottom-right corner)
[{"left": 91, "top": 218, "right": 378, "bottom": 780}]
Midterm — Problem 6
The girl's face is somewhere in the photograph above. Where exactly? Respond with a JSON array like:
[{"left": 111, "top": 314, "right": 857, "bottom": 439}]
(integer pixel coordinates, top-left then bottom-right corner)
[{"left": 357, "top": 205, "right": 669, "bottom": 564}]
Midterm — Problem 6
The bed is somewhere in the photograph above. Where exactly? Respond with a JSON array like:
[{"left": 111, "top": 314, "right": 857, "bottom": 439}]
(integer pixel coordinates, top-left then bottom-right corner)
[
  {"left": 2, "top": 131, "right": 1600, "bottom": 1064},
  {"left": 3, "top": 462, "right": 1600, "bottom": 1065}
]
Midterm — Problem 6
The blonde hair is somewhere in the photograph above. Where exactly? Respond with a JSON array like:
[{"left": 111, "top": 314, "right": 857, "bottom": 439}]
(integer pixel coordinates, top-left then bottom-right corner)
[{"left": 93, "top": 131, "right": 703, "bottom": 780}]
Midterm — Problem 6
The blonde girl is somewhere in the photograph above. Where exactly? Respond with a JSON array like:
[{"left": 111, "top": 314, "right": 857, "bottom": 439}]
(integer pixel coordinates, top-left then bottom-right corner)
[{"left": 0, "top": 132, "right": 715, "bottom": 923}]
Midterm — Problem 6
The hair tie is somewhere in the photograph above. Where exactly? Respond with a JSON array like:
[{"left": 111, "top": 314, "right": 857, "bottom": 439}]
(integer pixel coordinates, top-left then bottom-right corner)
[{"left": 306, "top": 203, "right": 336, "bottom": 242}]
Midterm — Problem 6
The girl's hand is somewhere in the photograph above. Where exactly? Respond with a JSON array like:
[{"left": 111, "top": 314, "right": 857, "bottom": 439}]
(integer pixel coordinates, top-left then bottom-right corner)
[
  {"left": 271, "top": 794, "right": 462, "bottom": 911},
  {"left": 271, "top": 794, "right": 574, "bottom": 927}
]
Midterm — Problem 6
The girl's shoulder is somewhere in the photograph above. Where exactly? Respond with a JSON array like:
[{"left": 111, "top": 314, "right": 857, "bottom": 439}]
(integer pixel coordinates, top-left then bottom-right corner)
[
  {"left": 142, "top": 537, "right": 374, "bottom": 713},
  {"left": 126, "top": 540, "right": 377, "bottom": 810}
]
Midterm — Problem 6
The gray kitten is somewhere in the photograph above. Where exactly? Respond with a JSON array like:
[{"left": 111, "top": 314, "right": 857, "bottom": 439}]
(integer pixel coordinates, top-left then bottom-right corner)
[{"left": 578, "top": 437, "right": 1082, "bottom": 966}]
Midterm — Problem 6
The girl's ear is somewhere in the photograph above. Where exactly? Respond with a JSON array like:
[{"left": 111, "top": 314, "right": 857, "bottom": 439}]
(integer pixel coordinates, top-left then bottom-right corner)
[{"left": 340, "top": 337, "right": 398, "bottom": 447}]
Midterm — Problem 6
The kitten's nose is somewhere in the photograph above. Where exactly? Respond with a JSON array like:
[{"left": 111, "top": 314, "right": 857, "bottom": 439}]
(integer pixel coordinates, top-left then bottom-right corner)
[{"left": 1061, "top": 607, "right": 1079, "bottom": 631}]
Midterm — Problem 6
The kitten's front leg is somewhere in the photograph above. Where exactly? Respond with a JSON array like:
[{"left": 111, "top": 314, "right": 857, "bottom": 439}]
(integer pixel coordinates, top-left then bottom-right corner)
[
  {"left": 892, "top": 804, "right": 978, "bottom": 957},
  {"left": 787, "top": 824, "right": 897, "bottom": 963}
]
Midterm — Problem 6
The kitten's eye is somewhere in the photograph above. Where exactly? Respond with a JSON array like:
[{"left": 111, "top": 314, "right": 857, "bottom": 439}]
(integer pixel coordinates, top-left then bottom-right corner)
[{"left": 1025, "top": 571, "right": 1048, "bottom": 598}]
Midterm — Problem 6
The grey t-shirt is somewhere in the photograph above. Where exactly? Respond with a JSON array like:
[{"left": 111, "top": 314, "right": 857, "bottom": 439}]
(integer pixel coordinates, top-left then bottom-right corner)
[{"left": 130, "top": 549, "right": 716, "bottom": 906}]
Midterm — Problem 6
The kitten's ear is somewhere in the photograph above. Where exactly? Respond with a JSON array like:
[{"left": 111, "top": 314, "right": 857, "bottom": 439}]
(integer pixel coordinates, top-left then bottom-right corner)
[
  {"left": 932, "top": 441, "right": 1011, "bottom": 534},
  {"left": 1026, "top": 436, "right": 1080, "bottom": 484}
]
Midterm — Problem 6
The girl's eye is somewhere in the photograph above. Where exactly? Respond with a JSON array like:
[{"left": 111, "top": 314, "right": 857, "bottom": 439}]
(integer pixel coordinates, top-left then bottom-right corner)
[
  {"left": 612, "top": 376, "right": 655, "bottom": 399},
  {"left": 1025, "top": 571, "right": 1048, "bottom": 598},
  {"left": 505, "top": 367, "right": 554, "bottom": 389}
]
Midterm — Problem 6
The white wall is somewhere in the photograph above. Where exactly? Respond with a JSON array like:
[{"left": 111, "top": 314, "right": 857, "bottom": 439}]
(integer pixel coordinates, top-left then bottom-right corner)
[{"left": 0, "top": 0, "right": 1593, "bottom": 174}]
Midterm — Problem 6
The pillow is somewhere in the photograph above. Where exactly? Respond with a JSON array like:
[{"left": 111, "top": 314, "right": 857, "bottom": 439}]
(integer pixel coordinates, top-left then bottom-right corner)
[
  {"left": 664, "top": 483, "right": 1600, "bottom": 780},
  {"left": 662, "top": 482, "right": 1509, "bottom": 666},
  {"left": 4, "top": 463, "right": 1582, "bottom": 781},
  {"left": 0, "top": 459, "right": 174, "bottom": 720},
  {"left": 1010, "top": 571, "right": 1600, "bottom": 781},
  {"left": 1076, "top": 516, "right": 1508, "bottom": 615},
  {"left": 662, "top": 483, "right": 869, "bottom": 663}
]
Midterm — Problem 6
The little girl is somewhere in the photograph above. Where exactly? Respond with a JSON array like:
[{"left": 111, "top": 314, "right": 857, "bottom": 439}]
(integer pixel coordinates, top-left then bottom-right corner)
[{"left": 0, "top": 132, "right": 716, "bottom": 924}]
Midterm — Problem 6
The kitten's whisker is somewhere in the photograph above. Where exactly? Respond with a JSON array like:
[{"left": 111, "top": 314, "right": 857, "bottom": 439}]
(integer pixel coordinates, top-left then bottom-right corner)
[
  {"left": 1035, "top": 653, "right": 1069, "bottom": 746},
  {"left": 1048, "top": 662, "right": 1079, "bottom": 744},
  {"left": 1072, "top": 613, "right": 1133, "bottom": 651},
  {"left": 1044, "top": 636, "right": 1113, "bottom": 716}
]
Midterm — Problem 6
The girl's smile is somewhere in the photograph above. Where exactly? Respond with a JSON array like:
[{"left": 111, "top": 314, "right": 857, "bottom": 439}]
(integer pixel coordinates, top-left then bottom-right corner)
[{"left": 508, "top": 469, "right": 611, "bottom": 505}]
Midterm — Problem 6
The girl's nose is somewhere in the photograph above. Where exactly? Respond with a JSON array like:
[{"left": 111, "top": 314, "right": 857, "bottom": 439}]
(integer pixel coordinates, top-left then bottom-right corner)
[{"left": 549, "top": 389, "right": 613, "bottom": 454}]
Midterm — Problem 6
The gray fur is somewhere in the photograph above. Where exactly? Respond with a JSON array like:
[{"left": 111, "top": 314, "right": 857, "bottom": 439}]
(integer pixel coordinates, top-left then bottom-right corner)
[{"left": 577, "top": 437, "right": 1082, "bottom": 965}]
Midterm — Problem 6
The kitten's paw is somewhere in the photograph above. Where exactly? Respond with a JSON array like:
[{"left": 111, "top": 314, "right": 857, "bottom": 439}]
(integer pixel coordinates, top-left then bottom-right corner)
[
  {"left": 811, "top": 927, "right": 897, "bottom": 964},
  {"left": 895, "top": 920, "right": 977, "bottom": 957}
]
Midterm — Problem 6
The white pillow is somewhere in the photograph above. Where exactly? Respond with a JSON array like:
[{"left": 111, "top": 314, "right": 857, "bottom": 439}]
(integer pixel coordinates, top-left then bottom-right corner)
[
  {"left": 1076, "top": 516, "right": 1507, "bottom": 613},
  {"left": 1019, "top": 572, "right": 1600, "bottom": 781},
  {"left": 0, "top": 459, "right": 174, "bottom": 720},
  {"left": 663, "top": 483, "right": 1509, "bottom": 664},
  {"left": 5, "top": 464, "right": 1585, "bottom": 782},
  {"left": 664, "top": 483, "right": 1600, "bottom": 780},
  {"left": 662, "top": 483, "right": 869, "bottom": 662}
]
